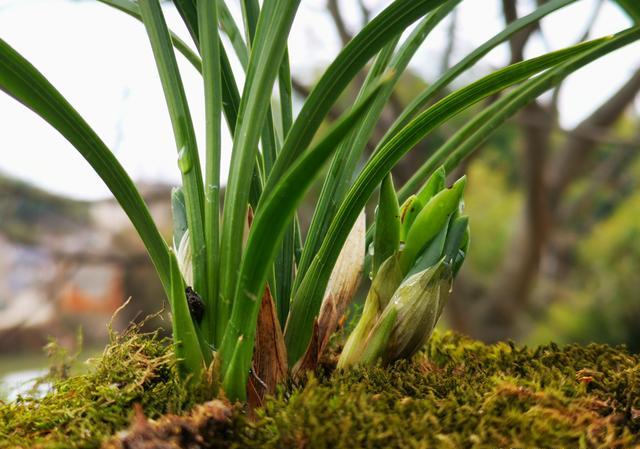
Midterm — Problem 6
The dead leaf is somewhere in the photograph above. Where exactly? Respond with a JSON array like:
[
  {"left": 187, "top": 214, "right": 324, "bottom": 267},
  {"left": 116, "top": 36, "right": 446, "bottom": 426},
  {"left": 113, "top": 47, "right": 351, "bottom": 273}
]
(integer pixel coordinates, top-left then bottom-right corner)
[{"left": 248, "top": 285, "right": 287, "bottom": 410}]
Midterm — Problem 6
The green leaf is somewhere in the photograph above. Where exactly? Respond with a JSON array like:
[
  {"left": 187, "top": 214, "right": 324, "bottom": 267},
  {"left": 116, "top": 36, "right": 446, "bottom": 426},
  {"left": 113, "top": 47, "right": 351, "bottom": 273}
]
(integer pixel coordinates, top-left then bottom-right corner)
[
  {"left": 285, "top": 34, "right": 621, "bottom": 366},
  {"left": 139, "top": 0, "right": 208, "bottom": 306},
  {"left": 278, "top": 48, "right": 294, "bottom": 136},
  {"left": 197, "top": 0, "right": 223, "bottom": 345},
  {"left": 615, "top": 0, "right": 640, "bottom": 23},
  {"left": 373, "top": 174, "right": 401, "bottom": 276},
  {"left": 221, "top": 335, "right": 248, "bottom": 402},
  {"left": 98, "top": 0, "right": 203, "bottom": 72},
  {"left": 399, "top": 34, "right": 640, "bottom": 203},
  {"left": 240, "top": 0, "right": 261, "bottom": 46},
  {"left": 218, "top": 77, "right": 390, "bottom": 399},
  {"left": 217, "top": 0, "right": 249, "bottom": 69},
  {"left": 98, "top": 0, "right": 244, "bottom": 142},
  {"left": 400, "top": 177, "right": 465, "bottom": 274},
  {"left": 376, "top": 0, "right": 579, "bottom": 150},
  {"left": 100, "top": 0, "right": 265, "bottom": 239},
  {"left": 169, "top": 250, "right": 204, "bottom": 380},
  {"left": 294, "top": 38, "right": 399, "bottom": 290},
  {"left": 231, "top": 0, "right": 297, "bottom": 322},
  {"left": 172, "top": 0, "right": 199, "bottom": 46},
  {"left": 263, "top": 0, "right": 450, "bottom": 195},
  {"left": 273, "top": 50, "right": 296, "bottom": 326},
  {"left": 0, "top": 37, "right": 172, "bottom": 298},
  {"left": 218, "top": 0, "right": 301, "bottom": 337},
  {"left": 295, "top": 1, "right": 459, "bottom": 291}
]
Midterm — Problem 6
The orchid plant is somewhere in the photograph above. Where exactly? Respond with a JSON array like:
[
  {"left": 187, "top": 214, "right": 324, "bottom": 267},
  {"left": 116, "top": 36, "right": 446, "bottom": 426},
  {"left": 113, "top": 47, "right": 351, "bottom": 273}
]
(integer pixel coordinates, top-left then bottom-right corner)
[{"left": 0, "top": 0, "right": 638, "bottom": 402}]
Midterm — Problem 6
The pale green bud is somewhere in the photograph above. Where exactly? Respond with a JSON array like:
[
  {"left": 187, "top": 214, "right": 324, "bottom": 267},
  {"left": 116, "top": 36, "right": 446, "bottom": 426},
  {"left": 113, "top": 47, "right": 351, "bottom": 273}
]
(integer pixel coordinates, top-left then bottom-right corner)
[
  {"left": 381, "top": 261, "right": 450, "bottom": 363},
  {"left": 337, "top": 254, "right": 403, "bottom": 368},
  {"left": 175, "top": 229, "right": 193, "bottom": 287}
]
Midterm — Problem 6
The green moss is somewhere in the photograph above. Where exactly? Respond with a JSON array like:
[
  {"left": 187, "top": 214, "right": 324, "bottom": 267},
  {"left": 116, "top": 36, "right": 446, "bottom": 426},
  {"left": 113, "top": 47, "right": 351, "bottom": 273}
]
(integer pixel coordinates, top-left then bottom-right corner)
[
  {"left": 239, "top": 333, "right": 639, "bottom": 448},
  {"left": 3, "top": 331, "right": 639, "bottom": 449},
  {"left": 0, "top": 324, "right": 215, "bottom": 449}
]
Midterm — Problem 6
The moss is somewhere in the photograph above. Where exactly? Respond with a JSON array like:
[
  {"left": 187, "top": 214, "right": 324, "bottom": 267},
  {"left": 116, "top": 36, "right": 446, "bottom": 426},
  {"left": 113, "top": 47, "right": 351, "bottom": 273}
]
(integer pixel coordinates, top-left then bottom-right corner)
[
  {"left": 3, "top": 331, "right": 640, "bottom": 449},
  {"left": 0, "top": 323, "right": 216, "bottom": 449},
  {"left": 239, "top": 333, "right": 639, "bottom": 449}
]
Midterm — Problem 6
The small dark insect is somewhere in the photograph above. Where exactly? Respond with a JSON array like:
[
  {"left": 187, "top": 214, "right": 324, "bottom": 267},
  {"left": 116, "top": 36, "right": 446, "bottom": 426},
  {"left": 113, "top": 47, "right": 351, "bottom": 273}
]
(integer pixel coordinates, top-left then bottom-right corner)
[{"left": 185, "top": 286, "right": 205, "bottom": 324}]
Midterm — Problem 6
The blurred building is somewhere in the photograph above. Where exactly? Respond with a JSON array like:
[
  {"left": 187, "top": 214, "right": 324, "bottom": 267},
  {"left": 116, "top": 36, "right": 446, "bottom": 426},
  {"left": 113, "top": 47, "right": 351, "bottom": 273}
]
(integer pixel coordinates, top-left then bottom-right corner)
[{"left": 0, "top": 174, "right": 170, "bottom": 353}]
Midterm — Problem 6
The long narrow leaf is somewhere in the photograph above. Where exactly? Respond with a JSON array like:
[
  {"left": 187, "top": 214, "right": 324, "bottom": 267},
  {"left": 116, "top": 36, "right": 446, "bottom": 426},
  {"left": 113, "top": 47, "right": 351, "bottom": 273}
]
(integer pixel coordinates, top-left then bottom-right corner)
[
  {"left": 217, "top": 0, "right": 249, "bottom": 69},
  {"left": 376, "top": 0, "right": 578, "bottom": 150},
  {"left": 173, "top": 0, "right": 199, "bottom": 46},
  {"left": 237, "top": 1, "right": 286, "bottom": 317},
  {"left": 263, "top": 0, "right": 449, "bottom": 195},
  {"left": 403, "top": 34, "right": 640, "bottom": 201},
  {"left": 97, "top": 0, "right": 243, "bottom": 140},
  {"left": 296, "top": 0, "right": 460, "bottom": 291},
  {"left": 238, "top": 0, "right": 280, "bottom": 180},
  {"left": 98, "top": 0, "right": 203, "bottom": 72},
  {"left": 238, "top": 0, "right": 298, "bottom": 325},
  {"left": 284, "top": 35, "right": 620, "bottom": 365},
  {"left": 0, "top": 38, "right": 172, "bottom": 297},
  {"left": 278, "top": 49, "right": 294, "bottom": 136},
  {"left": 139, "top": 0, "right": 208, "bottom": 305},
  {"left": 219, "top": 77, "right": 391, "bottom": 401},
  {"left": 197, "top": 0, "right": 223, "bottom": 345},
  {"left": 274, "top": 47, "right": 296, "bottom": 327},
  {"left": 218, "top": 0, "right": 301, "bottom": 335},
  {"left": 169, "top": 250, "right": 205, "bottom": 379},
  {"left": 615, "top": 0, "right": 640, "bottom": 23},
  {"left": 241, "top": 0, "right": 261, "bottom": 46}
]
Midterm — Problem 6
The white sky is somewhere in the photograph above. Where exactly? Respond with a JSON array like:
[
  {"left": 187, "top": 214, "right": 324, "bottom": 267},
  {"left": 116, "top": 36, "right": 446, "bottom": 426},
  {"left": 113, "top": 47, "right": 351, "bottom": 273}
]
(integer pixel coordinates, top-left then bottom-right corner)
[{"left": 0, "top": 0, "right": 638, "bottom": 200}]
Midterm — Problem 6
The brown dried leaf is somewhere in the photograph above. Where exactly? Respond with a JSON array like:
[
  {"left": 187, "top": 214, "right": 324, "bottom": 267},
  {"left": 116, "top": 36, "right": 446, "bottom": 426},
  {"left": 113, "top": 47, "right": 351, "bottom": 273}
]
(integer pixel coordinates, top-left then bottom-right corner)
[{"left": 248, "top": 285, "right": 287, "bottom": 410}]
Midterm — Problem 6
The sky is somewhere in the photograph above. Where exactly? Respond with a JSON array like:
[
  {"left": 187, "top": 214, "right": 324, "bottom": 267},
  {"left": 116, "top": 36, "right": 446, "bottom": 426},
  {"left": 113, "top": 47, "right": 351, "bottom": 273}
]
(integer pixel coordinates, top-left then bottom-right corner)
[{"left": 0, "top": 0, "right": 638, "bottom": 200}]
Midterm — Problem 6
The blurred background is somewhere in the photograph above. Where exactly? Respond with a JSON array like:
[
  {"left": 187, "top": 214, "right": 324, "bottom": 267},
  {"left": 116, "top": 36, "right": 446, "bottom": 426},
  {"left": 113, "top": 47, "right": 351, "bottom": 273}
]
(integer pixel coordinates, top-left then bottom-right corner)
[{"left": 1, "top": 0, "right": 639, "bottom": 396}]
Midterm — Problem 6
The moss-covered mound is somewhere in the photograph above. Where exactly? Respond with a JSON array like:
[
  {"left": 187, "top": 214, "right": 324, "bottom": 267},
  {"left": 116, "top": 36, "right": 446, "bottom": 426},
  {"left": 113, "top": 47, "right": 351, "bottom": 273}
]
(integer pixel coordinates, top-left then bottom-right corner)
[
  {"left": 0, "top": 325, "right": 214, "bottom": 449},
  {"left": 2, "top": 331, "right": 639, "bottom": 449}
]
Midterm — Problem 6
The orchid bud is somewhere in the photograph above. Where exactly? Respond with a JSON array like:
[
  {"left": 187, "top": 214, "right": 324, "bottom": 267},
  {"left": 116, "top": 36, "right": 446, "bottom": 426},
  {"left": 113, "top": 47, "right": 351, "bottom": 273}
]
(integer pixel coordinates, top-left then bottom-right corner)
[
  {"left": 338, "top": 167, "right": 470, "bottom": 368},
  {"left": 380, "top": 261, "right": 450, "bottom": 363},
  {"left": 175, "top": 229, "right": 193, "bottom": 287}
]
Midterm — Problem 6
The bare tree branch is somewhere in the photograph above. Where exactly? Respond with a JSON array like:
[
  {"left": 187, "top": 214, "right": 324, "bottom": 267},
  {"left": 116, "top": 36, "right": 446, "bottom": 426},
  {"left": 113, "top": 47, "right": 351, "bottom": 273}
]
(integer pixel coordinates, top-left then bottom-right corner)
[
  {"left": 560, "top": 139, "right": 638, "bottom": 227},
  {"left": 291, "top": 77, "right": 343, "bottom": 121},
  {"left": 481, "top": 103, "right": 552, "bottom": 338},
  {"left": 327, "top": 0, "right": 352, "bottom": 45},
  {"left": 547, "top": 68, "right": 640, "bottom": 205},
  {"left": 441, "top": 9, "right": 458, "bottom": 73},
  {"left": 357, "top": 0, "right": 371, "bottom": 27},
  {"left": 550, "top": 0, "right": 605, "bottom": 115},
  {"left": 502, "top": 0, "right": 540, "bottom": 64}
]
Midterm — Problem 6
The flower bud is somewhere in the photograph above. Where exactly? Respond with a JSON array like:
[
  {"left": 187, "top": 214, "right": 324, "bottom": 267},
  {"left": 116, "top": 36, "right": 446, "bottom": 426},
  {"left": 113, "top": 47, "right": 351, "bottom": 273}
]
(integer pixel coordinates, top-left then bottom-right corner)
[
  {"left": 337, "top": 254, "right": 403, "bottom": 368},
  {"left": 380, "top": 261, "right": 450, "bottom": 363},
  {"left": 175, "top": 229, "right": 193, "bottom": 287},
  {"left": 338, "top": 168, "right": 470, "bottom": 367}
]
